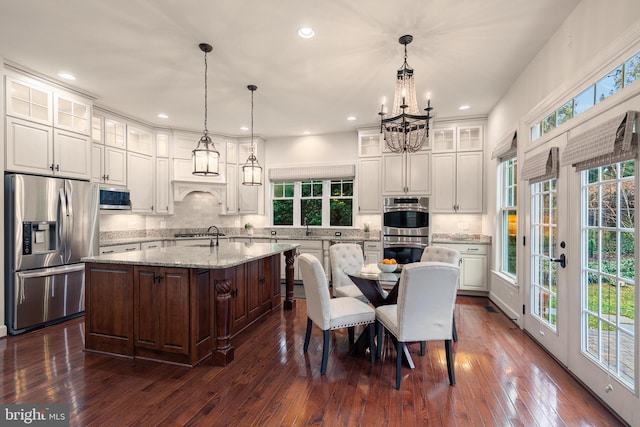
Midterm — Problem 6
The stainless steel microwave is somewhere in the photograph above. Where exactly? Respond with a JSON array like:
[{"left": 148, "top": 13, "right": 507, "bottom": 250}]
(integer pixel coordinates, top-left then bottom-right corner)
[{"left": 99, "top": 188, "right": 131, "bottom": 210}]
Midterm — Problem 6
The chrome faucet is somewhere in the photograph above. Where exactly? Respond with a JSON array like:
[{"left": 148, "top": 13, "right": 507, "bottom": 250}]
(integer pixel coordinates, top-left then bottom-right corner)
[
  {"left": 303, "top": 217, "right": 310, "bottom": 236},
  {"left": 207, "top": 225, "right": 219, "bottom": 247}
]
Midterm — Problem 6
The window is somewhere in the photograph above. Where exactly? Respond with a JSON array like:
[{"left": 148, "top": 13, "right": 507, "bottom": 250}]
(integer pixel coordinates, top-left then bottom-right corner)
[
  {"left": 272, "top": 179, "right": 354, "bottom": 227},
  {"left": 273, "top": 181, "right": 294, "bottom": 225},
  {"left": 581, "top": 161, "right": 635, "bottom": 390},
  {"left": 500, "top": 158, "right": 518, "bottom": 277}
]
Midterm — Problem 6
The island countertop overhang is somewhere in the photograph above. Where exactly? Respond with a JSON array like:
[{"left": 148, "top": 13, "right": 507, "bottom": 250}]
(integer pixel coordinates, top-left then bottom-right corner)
[{"left": 82, "top": 241, "right": 300, "bottom": 269}]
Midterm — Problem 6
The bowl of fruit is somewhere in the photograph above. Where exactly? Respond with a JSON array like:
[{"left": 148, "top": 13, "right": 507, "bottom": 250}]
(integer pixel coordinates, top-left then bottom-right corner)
[{"left": 378, "top": 258, "right": 398, "bottom": 273}]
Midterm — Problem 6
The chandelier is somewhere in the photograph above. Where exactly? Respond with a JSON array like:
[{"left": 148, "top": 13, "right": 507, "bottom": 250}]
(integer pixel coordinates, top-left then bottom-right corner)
[
  {"left": 192, "top": 43, "right": 220, "bottom": 176},
  {"left": 242, "top": 84, "right": 263, "bottom": 186},
  {"left": 379, "top": 35, "right": 433, "bottom": 154}
]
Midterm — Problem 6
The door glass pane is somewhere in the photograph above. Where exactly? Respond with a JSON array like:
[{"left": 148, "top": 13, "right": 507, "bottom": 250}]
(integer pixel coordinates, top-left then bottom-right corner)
[{"left": 581, "top": 162, "right": 635, "bottom": 390}]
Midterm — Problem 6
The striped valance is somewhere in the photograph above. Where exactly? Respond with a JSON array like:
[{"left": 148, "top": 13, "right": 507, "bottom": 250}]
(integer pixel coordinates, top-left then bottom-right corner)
[
  {"left": 269, "top": 164, "right": 356, "bottom": 181},
  {"left": 562, "top": 110, "right": 638, "bottom": 172},
  {"left": 491, "top": 131, "right": 517, "bottom": 161},
  {"left": 521, "top": 147, "right": 559, "bottom": 184}
]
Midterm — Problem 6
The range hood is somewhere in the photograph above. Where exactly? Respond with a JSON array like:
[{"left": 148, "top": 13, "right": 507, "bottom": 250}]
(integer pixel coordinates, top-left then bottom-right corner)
[{"left": 172, "top": 180, "right": 226, "bottom": 203}]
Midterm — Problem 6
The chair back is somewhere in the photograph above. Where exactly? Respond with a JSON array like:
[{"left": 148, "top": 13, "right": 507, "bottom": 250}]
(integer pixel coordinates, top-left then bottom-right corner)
[
  {"left": 329, "top": 243, "right": 364, "bottom": 289},
  {"left": 420, "top": 246, "right": 461, "bottom": 266},
  {"left": 396, "top": 262, "right": 460, "bottom": 342},
  {"left": 299, "top": 253, "right": 332, "bottom": 330}
]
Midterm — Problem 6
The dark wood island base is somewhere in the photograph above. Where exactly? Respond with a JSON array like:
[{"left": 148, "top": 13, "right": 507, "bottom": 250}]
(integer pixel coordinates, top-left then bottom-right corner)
[{"left": 84, "top": 246, "right": 298, "bottom": 367}]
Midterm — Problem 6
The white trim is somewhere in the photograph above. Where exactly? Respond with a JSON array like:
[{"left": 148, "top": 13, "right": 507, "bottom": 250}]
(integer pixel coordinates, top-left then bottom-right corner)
[{"left": 269, "top": 164, "right": 355, "bottom": 181}]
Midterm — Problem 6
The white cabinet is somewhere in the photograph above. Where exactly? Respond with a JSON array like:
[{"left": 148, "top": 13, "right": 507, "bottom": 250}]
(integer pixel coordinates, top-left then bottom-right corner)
[
  {"left": 364, "top": 241, "right": 382, "bottom": 264},
  {"left": 222, "top": 139, "right": 262, "bottom": 215},
  {"left": 141, "top": 241, "right": 163, "bottom": 250},
  {"left": 127, "top": 151, "right": 154, "bottom": 213},
  {"left": 358, "top": 129, "right": 383, "bottom": 157},
  {"left": 431, "top": 124, "right": 483, "bottom": 213},
  {"left": 54, "top": 92, "right": 91, "bottom": 135},
  {"left": 5, "top": 76, "right": 52, "bottom": 125},
  {"left": 278, "top": 240, "right": 323, "bottom": 281},
  {"left": 358, "top": 158, "right": 382, "bottom": 213},
  {"left": 52, "top": 129, "right": 91, "bottom": 179},
  {"left": 432, "top": 150, "right": 483, "bottom": 213},
  {"left": 91, "top": 114, "right": 127, "bottom": 185},
  {"left": 99, "top": 243, "right": 141, "bottom": 254},
  {"left": 435, "top": 243, "right": 488, "bottom": 293},
  {"left": 127, "top": 125, "right": 153, "bottom": 155},
  {"left": 155, "top": 133, "right": 171, "bottom": 215},
  {"left": 382, "top": 151, "right": 430, "bottom": 195},
  {"left": 103, "top": 117, "right": 126, "bottom": 149}
]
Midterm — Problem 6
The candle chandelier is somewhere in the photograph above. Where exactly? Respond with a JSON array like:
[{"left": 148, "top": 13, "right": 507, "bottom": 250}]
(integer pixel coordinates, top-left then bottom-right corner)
[
  {"left": 242, "top": 84, "right": 263, "bottom": 186},
  {"left": 379, "top": 35, "right": 433, "bottom": 154},
  {"left": 192, "top": 43, "right": 220, "bottom": 176}
]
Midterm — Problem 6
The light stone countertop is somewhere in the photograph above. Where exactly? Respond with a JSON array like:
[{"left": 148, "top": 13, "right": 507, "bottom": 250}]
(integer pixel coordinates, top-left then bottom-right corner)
[
  {"left": 83, "top": 241, "right": 300, "bottom": 269},
  {"left": 431, "top": 233, "right": 491, "bottom": 245}
]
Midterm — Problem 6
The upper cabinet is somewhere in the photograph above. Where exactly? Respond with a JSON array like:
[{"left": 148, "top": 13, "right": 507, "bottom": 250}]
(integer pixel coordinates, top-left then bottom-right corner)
[
  {"left": 222, "top": 138, "right": 264, "bottom": 215},
  {"left": 91, "top": 113, "right": 127, "bottom": 186},
  {"left": 431, "top": 124, "right": 484, "bottom": 213},
  {"left": 5, "top": 72, "right": 91, "bottom": 179},
  {"left": 357, "top": 129, "right": 382, "bottom": 212},
  {"left": 382, "top": 151, "right": 431, "bottom": 196}
]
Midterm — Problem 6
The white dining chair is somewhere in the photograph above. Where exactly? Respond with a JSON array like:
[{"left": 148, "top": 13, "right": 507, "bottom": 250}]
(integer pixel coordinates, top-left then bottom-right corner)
[
  {"left": 329, "top": 243, "right": 367, "bottom": 302},
  {"left": 421, "top": 246, "right": 461, "bottom": 343},
  {"left": 376, "top": 262, "right": 460, "bottom": 389},
  {"left": 299, "top": 253, "right": 376, "bottom": 375}
]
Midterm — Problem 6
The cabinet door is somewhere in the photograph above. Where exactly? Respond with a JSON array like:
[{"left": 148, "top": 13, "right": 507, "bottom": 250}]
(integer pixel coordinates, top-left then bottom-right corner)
[
  {"left": 134, "top": 267, "right": 160, "bottom": 350},
  {"left": 104, "top": 147, "right": 127, "bottom": 186},
  {"left": 156, "top": 133, "right": 170, "bottom": 158},
  {"left": 54, "top": 93, "right": 90, "bottom": 135},
  {"left": 431, "top": 153, "right": 456, "bottom": 212},
  {"left": 127, "top": 125, "right": 153, "bottom": 155},
  {"left": 160, "top": 268, "right": 189, "bottom": 354},
  {"left": 457, "top": 126, "right": 483, "bottom": 151},
  {"left": 6, "top": 117, "right": 53, "bottom": 175},
  {"left": 406, "top": 151, "right": 430, "bottom": 195},
  {"left": 358, "top": 158, "right": 381, "bottom": 213},
  {"left": 230, "top": 263, "right": 249, "bottom": 334},
  {"left": 53, "top": 129, "right": 91, "bottom": 179},
  {"left": 460, "top": 255, "right": 487, "bottom": 291},
  {"left": 225, "top": 163, "right": 238, "bottom": 214},
  {"left": 382, "top": 154, "right": 405, "bottom": 194},
  {"left": 104, "top": 118, "right": 126, "bottom": 149},
  {"left": 456, "top": 151, "right": 483, "bottom": 213},
  {"left": 358, "top": 130, "right": 382, "bottom": 157},
  {"left": 5, "top": 76, "right": 52, "bottom": 125},
  {"left": 91, "top": 143, "right": 104, "bottom": 183},
  {"left": 237, "top": 142, "right": 260, "bottom": 214},
  {"left": 155, "top": 157, "right": 170, "bottom": 214},
  {"left": 127, "top": 152, "right": 154, "bottom": 213},
  {"left": 247, "top": 260, "right": 263, "bottom": 320},
  {"left": 432, "top": 128, "right": 455, "bottom": 152}
]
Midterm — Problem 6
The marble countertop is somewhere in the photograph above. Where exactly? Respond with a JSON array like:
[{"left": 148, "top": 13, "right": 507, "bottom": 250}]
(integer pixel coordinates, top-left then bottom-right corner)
[
  {"left": 100, "top": 234, "right": 381, "bottom": 246},
  {"left": 83, "top": 241, "right": 300, "bottom": 269},
  {"left": 431, "top": 233, "right": 491, "bottom": 245}
]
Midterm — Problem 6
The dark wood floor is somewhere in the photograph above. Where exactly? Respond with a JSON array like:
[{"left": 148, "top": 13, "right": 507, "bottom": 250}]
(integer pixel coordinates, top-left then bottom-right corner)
[{"left": 0, "top": 296, "right": 625, "bottom": 426}]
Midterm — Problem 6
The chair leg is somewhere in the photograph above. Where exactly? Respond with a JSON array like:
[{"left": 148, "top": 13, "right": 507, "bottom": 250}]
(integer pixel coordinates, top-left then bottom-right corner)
[
  {"left": 348, "top": 326, "right": 355, "bottom": 344},
  {"left": 452, "top": 315, "right": 458, "bottom": 342},
  {"left": 396, "top": 341, "right": 405, "bottom": 389},
  {"left": 420, "top": 341, "right": 426, "bottom": 356},
  {"left": 321, "top": 330, "right": 330, "bottom": 375},
  {"left": 368, "top": 323, "right": 375, "bottom": 364},
  {"left": 377, "top": 321, "right": 384, "bottom": 359},
  {"left": 303, "top": 318, "right": 312, "bottom": 352},
  {"left": 445, "top": 339, "right": 455, "bottom": 385}
]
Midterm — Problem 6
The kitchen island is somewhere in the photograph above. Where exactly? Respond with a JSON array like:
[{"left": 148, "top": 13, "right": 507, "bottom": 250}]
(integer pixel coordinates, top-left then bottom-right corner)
[{"left": 82, "top": 241, "right": 298, "bottom": 367}]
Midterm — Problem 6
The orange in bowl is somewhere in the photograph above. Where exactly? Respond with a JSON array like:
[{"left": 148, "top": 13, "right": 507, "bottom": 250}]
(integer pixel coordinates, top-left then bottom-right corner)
[{"left": 378, "top": 261, "right": 397, "bottom": 273}]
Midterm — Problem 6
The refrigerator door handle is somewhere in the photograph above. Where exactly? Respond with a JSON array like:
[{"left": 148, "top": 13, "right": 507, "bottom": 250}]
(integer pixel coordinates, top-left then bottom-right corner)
[
  {"left": 65, "top": 183, "right": 74, "bottom": 263},
  {"left": 58, "top": 188, "right": 68, "bottom": 262}
]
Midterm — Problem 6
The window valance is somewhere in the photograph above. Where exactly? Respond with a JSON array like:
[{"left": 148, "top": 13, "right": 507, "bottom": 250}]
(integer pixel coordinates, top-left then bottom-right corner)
[
  {"left": 521, "top": 147, "right": 559, "bottom": 184},
  {"left": 491, "top": 131, "right": 517, "bottom": 161},
  {"left": 269, "top": 164, "right": 356, "bottom": 182},
  {"left": 562, "top": 110, "right": 638, "bottom": 172}
]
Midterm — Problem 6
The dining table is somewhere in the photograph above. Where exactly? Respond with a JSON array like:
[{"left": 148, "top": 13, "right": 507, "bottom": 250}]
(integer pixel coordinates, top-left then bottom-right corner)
[{"left": 343, "top": 264, "right": 416, "bottom": 369}]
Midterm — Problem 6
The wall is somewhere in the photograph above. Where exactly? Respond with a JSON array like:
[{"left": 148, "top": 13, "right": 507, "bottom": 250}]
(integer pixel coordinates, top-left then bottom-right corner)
[{"left": 487, "top": 0, "right": 640, "bottom": 320}]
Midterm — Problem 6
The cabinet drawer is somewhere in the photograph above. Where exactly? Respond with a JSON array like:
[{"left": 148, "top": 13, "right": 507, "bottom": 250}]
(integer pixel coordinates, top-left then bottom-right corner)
[{"left": 435, "top": 243, "right": 487, "bottom": 255}]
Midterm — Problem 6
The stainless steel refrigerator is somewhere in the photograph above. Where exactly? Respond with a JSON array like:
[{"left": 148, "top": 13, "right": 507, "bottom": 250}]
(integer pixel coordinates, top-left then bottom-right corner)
[{"left": 4, "top": 173, "right": 99, "bottom": 334}]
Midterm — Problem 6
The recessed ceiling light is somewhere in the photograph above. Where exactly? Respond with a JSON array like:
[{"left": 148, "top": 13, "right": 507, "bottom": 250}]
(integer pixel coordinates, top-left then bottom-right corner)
[
  {"left": 57, "top": 72, "right": 75, "bottom": 81},
  {"left": 157, "top": 113, "right": 169, "bottom": 119},
  {"left": 240, "top": 126, "right": 249, "bottom": 131},
  {"left": 458, "top": 104, "right": 471, "bottom": 110},
  {"left": 347, "top": 116, "right": 357, "bottom": 121},
  {"left": 303, "top": 131, "right": 311, "bottom": 135},
  {"left": 298, "top": 27, "right": 315, "bottom": 39}
]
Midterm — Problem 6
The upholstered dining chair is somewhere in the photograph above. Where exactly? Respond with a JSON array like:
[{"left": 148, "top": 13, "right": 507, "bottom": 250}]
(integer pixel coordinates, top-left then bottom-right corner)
[
  {"left": 329, "top": 243, "right": 367, "bottom": 302},
  {"left": 299, "top": 253, "right": 376, "bottom": 375},
  {"left": 420, "top": 246, "right": 461, "bottom": 342},
  {"left": 376, "top": 262, "right": 460, "bottom": 389}
]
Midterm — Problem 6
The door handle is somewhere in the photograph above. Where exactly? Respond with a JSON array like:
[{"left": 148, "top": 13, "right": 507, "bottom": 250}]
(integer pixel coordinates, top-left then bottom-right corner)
[{"left": 552, "top": 253, "right": 566, "bottom": 269}]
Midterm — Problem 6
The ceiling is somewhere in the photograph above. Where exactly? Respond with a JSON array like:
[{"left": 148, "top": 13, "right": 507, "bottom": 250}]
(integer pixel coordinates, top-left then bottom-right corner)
[{"left": 0, "top": 0, "right": 581, "bottom": 139}]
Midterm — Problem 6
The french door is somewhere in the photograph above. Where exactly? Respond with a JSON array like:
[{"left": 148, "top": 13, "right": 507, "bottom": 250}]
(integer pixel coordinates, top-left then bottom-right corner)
[{"left": 525, "top": 168, "right": 569, "bottom": 365}]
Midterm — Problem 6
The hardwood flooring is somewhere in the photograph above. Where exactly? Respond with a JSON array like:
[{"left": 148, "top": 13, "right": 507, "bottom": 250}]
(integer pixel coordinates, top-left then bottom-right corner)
[{"left": 0, "top": 296, "right": 625, "bottom": 426}]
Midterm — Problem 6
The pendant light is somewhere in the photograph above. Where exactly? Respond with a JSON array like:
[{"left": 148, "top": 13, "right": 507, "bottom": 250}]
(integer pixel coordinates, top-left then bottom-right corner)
[
  {"left": 241, "top": 84, "right": 263, "bottom": 186},
  {"left": 192, "top": 43, "right": 220, "bottom": 176}
]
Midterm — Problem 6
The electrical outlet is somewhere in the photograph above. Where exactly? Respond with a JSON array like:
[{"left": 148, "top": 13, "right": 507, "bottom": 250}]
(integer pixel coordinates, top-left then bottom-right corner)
[
  {"left": 128, "top": 221, "right": 136, "bottom": 230},
  {"left": 160, "top": 221, "right": 166, "bottom": 229},
  {"left": 335, "top": 231, "right": 342, "bottom": 237},
  {"left": 271, "top": 230, "right": 277, "bottom": 236}
]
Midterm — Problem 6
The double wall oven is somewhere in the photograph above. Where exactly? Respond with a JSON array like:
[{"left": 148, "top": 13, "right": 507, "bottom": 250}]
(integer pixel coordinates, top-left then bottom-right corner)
[{"left": 382, "top": 197, "right": 429, "bottom": 265}]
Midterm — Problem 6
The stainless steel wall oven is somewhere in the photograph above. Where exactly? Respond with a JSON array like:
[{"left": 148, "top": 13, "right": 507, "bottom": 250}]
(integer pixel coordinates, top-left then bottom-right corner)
[{"left": 382, "top": 197, "right": 429, "bottom": 265}]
